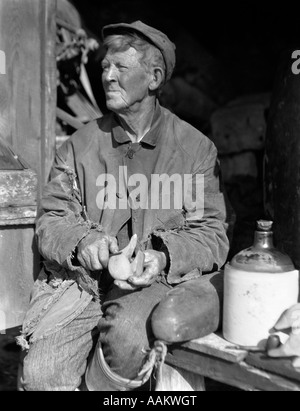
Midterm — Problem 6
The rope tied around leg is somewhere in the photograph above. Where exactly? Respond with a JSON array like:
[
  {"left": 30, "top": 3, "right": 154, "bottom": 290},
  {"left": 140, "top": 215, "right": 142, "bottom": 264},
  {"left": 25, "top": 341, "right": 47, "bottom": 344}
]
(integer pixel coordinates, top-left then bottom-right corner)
[{"left": 138, "top": 340, "right": 168, "bottom": 387}]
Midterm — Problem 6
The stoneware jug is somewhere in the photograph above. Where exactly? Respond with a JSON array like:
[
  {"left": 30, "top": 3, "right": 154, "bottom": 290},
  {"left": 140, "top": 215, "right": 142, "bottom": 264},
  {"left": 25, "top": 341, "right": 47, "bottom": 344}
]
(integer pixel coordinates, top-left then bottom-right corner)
[{"left": 223, "top": 220, "right": 299, "bottom": 346}]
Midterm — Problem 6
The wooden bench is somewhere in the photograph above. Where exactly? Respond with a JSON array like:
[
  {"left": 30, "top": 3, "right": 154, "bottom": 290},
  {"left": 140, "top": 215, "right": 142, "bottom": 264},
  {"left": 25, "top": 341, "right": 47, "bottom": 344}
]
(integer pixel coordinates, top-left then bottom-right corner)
[{"left": 161, "top": 333, "right": 300, "bottom": 391}]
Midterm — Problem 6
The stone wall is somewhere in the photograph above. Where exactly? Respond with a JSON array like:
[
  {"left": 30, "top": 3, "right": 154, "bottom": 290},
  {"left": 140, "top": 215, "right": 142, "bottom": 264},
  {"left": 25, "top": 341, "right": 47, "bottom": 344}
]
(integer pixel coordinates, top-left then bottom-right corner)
[{"left": 209, "top": 93, "right": 270, "bottom": 258}]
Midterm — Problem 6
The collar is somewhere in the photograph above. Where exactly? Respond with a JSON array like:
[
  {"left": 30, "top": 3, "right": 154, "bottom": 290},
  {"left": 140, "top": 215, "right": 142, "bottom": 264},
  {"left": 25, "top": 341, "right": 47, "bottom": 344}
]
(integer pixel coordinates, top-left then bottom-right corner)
[{"left": 112, "top": 103, "right": 162, "bottom": 147}]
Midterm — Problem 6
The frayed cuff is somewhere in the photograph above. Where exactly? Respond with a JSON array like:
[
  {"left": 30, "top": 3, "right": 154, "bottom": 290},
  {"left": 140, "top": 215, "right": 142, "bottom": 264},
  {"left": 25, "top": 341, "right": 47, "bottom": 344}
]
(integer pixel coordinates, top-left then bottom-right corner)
[{"left": 16, "top": 334, "right": 30, "bottom": 351}]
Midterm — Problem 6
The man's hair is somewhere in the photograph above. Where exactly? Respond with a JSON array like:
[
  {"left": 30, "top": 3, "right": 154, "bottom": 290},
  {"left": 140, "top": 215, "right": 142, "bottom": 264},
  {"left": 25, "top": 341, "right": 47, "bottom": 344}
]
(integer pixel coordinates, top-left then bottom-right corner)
[{"left": 103, "top": 30, "right": 166, "bottom": 88}]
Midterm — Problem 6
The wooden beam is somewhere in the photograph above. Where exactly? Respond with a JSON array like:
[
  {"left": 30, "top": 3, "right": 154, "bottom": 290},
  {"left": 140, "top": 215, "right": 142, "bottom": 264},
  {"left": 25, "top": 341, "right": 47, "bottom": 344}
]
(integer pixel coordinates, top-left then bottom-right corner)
[
  {"left": 40, "top": 0, "right": 57, "bottom": 187},
  {"left": 166, "top": 348, "right": 300, "bottom": 391},
  {"left": 0, "top": 170, "right": 37, "bottom": 207},
  {"left": 0, "top": 0, "right": 57, "bottom": 194},
  {"left": 0, "top": 207, "right": 37, "bottom": 225},
  {"left": 0, "top": 225, "right": 40, "bottom": 331},
  {"left": 246, "top": 352, "right": 300, "bottom": 383},
  {"left": 182, "top": 332, "right": 248, "bottom": 363},
  {"left": 0, "top": 138, "right": 23, "bottom": 170},
  {"left": 56, "top": 107, "right": 85, "bottom": 130}
]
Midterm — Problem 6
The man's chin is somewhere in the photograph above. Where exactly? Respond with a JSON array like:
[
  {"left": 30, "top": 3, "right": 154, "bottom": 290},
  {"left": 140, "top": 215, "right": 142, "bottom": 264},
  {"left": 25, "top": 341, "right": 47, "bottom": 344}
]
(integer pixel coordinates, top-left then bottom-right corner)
[{"left": 106, "top": 101, "right": 125, "bottom": 113}]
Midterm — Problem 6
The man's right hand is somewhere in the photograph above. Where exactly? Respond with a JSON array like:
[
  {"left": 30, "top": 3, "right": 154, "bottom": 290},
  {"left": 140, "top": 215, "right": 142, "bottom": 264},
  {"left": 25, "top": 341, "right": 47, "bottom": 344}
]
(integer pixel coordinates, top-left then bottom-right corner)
[{"left": 77, "top": 231, "right": 119, "bottom": 271}]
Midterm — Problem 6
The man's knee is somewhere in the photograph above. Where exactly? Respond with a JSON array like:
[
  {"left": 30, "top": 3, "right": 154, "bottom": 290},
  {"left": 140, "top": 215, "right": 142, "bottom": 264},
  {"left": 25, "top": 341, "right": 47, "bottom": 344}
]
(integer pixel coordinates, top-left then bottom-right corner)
[{"left": 98, "top": 282, "right": 170, "bottom": 380}]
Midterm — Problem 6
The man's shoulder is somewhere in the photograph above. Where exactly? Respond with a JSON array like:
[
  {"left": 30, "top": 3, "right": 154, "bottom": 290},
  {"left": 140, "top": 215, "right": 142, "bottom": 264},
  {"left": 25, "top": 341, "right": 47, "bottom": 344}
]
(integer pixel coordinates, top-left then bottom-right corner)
[
  {"left": 71, "top": 114, "right": 113, "bottom": 142},
  {"left": 161, "top": 106, "right": 217, "bottom": 158},
  {"left": 62, "top": 113, "right": 113, "bottom": 155}
]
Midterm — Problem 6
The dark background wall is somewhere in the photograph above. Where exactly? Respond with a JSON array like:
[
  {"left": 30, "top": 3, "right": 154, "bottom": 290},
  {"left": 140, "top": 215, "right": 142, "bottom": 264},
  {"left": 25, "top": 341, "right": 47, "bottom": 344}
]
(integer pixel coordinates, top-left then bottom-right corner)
[{"left": 71, "top": 0, "right": 300, "bottom": 98}]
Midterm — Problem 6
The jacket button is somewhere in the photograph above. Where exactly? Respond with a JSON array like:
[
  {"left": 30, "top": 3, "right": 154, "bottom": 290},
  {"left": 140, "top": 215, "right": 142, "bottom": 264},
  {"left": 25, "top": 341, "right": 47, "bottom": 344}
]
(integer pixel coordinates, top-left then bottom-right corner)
[
  {"left": 127, "top": 149, "right": 134, "bottom": 159},
  {"left": 116, "top": 192, "right": 123, "bottom": 199}
]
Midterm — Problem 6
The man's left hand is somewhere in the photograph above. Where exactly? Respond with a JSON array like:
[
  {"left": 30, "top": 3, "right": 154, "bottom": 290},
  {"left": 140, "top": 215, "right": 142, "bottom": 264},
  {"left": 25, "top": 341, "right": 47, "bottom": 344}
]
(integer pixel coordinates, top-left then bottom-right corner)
[{"left": 114, "top": 250, "right": 167, "bottom": 291}]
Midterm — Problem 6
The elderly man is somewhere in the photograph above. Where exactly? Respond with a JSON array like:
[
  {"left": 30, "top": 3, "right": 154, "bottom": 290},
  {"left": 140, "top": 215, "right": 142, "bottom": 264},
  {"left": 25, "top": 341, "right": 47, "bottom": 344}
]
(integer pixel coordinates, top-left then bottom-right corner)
[{"left": 19, "top": 21, "right": 229, "bottom": 391}]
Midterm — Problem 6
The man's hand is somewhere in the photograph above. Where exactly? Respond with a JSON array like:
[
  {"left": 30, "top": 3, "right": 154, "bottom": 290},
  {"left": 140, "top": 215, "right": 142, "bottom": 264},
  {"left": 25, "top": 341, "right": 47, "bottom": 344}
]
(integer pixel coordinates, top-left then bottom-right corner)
[
  {"left": 114, "top": 250, "right": 167, "bottom": 291},
  {"left": 267, "top": 304, "right": 300, "bottom": 367},
  {"left": 77, "top": 231, "right": 119, "bottom": 271}
]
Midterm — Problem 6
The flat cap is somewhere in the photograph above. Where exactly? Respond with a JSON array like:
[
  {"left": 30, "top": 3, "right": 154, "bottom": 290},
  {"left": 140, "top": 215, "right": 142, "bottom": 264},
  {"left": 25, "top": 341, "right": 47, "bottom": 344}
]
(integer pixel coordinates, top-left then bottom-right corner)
[{"left": 102, "top": 20, "right": 176, "bottom": 83}]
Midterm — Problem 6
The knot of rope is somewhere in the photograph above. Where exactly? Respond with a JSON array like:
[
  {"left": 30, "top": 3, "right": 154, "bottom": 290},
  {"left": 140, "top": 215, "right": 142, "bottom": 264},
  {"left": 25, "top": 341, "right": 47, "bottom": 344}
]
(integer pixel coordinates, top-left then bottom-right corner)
[{"left": 137, "top": 340, "right": 168, "bottom": 387}]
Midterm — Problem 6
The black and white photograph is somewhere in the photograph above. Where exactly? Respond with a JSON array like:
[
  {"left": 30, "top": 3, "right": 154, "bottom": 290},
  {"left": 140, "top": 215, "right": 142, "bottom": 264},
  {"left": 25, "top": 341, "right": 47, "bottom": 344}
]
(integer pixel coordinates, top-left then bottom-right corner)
[{"left": 1, "top": 0, "right": 300, "bottom": 393}]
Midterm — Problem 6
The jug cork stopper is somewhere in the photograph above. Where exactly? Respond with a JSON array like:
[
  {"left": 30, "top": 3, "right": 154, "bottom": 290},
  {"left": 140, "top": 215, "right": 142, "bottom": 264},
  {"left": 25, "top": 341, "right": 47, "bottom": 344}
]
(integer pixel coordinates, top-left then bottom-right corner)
[{"left": 257, "top": 220, "right": 273, "bottom": 232}]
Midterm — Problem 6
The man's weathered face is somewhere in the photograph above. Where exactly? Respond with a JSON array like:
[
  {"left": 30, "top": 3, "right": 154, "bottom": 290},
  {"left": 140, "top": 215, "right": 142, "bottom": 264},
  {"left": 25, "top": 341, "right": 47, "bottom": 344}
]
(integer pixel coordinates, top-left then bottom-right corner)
[{"left": 101, "top": 47, "right": 151, "bottom": 113}]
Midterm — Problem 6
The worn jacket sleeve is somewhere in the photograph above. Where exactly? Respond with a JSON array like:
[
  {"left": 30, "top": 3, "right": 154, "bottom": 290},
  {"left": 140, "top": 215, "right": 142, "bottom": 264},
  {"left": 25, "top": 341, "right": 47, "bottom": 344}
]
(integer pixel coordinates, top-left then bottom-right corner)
[
  {"left": 35, "top": 141, "right": 101, "bottom": 268},
  {"left": 154, "top": 142, "right": 229, "bottom": 284}
]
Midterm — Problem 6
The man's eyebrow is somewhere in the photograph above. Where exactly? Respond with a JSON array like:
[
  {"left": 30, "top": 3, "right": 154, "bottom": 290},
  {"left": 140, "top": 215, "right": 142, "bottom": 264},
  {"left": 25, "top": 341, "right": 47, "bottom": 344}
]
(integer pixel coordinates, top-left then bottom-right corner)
[{"left": 101, "top": 58, "right": 110, "bottom": 68}]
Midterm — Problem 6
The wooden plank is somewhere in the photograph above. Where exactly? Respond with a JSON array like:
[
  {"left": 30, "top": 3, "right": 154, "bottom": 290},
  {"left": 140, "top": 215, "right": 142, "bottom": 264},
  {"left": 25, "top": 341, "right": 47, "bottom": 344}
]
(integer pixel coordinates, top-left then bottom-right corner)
[
  {"left": 166, "top": 349, "right": 300, "bottom": 391},
  {"left": 40, "top": 0, "right": 57, "bottom": 186},
  {"left": 0, "top": 206, "right": 37, "bottom": 225},
  {"left": 182, "top": 332, "right": 248, "bottom": 363},
  {"left": 0, "top": 0, "right": 57, "bottom": 194},
  {"left": 0, "top": 170, "right": 37, "bottom": 207},
  {"left": 246, "top": 352, "right": 300, "bottom": 383},
  {"left": 0, "top": 225, "right": 40, "bottom": 331},
  {"left": 0, "top": 138, "right": 23, "bottom": 170},
  {"left": 56, "top": 107, "right": 85, "bottom": 130},
  {"left": 0, "top": 0, "right": 42, "bottom": 170}
]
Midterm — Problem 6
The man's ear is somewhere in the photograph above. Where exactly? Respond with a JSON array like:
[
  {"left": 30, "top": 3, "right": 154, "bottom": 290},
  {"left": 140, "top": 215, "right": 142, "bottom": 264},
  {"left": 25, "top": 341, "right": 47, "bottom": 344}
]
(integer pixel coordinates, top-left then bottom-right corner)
[{"left": 149, "top": 67, "right": 164, "bottom": 91}]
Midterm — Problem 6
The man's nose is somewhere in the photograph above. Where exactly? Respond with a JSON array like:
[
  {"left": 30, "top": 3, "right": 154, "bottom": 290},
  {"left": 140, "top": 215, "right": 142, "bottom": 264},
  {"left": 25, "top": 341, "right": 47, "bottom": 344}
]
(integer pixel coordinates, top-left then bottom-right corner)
[{"left": 103, "top": 66, "right": 117, "bottom": 82}]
